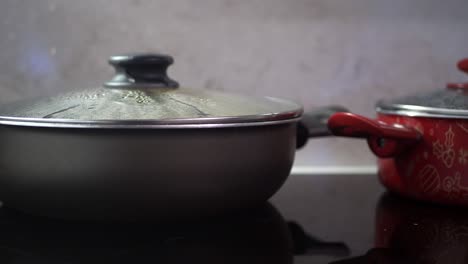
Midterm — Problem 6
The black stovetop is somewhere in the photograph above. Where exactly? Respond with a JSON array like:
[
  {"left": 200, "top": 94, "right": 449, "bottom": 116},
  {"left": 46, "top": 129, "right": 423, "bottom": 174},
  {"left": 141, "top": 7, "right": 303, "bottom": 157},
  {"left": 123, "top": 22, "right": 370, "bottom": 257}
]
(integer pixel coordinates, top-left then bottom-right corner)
[{"left": 1, "top": 173, "right": 467, "bottom": 263}]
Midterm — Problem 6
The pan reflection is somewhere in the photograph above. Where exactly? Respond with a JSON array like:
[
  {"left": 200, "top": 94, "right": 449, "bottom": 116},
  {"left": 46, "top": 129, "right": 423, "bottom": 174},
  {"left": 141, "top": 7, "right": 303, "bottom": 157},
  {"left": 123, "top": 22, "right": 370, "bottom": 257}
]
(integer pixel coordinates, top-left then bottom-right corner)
[{"left": 0, "top": 203, "right": 348, "bottom": 263}]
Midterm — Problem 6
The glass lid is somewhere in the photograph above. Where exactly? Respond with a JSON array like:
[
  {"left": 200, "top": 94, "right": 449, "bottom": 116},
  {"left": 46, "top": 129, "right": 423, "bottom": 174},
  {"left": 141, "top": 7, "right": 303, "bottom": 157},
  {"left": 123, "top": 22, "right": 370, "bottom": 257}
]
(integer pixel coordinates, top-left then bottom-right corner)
[
  {"left": 377, "top": 58, "right": 468, "bottom": 119},
  {"left": 0, "top": 54, "right": 302, "bottom": 128}
]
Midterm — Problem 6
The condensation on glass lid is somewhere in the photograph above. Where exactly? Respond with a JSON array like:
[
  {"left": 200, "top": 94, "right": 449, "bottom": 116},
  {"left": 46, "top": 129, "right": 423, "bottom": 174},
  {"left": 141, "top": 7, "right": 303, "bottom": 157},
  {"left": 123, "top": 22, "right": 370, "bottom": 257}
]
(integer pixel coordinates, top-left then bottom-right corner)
[
  {"left": 0, "top": 87, "right": 302, "bottom": 122},
  {"left": 377, "top": 88, "right": 468, "bottom": 118}
]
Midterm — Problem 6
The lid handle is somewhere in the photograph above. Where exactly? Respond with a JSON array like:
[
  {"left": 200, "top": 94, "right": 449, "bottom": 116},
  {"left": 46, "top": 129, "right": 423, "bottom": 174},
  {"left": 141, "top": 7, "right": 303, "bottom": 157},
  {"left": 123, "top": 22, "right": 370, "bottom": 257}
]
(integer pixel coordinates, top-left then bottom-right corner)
[
  {"left": 447, "top": 58, "right": 468, "bottom": 90},
  {"left": 105, "top": 54, "right": 179, "bottom": 88}
]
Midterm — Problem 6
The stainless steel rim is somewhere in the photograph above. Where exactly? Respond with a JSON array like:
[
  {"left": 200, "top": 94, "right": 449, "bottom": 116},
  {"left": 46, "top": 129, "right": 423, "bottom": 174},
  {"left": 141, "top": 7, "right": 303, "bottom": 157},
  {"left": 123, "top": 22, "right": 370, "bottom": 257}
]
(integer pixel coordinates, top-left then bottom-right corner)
[
  {"left": 0, "top": 95, "right": 303, "bottom": 128},
  {"left": 376, "top": 102, "right": 468, "bottom": 119},
  {"left": 0, "top": 115, "right": 302, "bottom": 129}
]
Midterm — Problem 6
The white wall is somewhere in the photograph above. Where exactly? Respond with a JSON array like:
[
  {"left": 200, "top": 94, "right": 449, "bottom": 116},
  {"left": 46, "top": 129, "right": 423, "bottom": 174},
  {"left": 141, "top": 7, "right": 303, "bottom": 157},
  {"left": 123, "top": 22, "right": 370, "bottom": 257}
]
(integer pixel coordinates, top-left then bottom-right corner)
[{"left": 1, "top": 0, "right": 467, "bottom": 167}]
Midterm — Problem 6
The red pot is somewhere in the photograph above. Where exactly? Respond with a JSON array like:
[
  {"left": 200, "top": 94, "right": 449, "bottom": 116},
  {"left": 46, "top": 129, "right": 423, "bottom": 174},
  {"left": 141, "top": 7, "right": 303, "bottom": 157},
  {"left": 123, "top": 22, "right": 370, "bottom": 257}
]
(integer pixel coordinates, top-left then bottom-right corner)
[{"left": 328, "top": 59, "right": 468, "bottom": 206}]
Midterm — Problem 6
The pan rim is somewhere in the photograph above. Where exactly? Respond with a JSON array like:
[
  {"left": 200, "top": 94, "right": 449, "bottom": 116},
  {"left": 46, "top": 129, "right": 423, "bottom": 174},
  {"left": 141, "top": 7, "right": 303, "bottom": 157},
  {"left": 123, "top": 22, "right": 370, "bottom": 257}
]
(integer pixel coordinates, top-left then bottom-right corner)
[{"left": 0, "top": 115, "right": 302, "bottom": 129}]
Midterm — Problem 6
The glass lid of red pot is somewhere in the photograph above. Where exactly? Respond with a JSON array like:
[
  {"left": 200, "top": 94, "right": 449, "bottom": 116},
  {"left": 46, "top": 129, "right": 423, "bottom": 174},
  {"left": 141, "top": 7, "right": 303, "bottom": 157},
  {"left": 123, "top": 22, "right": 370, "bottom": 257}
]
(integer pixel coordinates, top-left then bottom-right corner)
[
  {"left": 377, "top": 58, "right": 468, "bottom": 119},
  {"left": 0, "top": 54, "right": 302, "bottom": 129}
]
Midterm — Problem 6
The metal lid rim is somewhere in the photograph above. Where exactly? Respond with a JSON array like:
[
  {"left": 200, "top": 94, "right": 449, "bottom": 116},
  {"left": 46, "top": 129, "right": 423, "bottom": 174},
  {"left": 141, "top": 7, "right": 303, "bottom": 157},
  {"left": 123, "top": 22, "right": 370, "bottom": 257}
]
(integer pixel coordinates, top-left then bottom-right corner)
[
  {"left": 376, "top": 102, "right": 468, "bottom": 119},
  {"left": 0, "top": 108, "right": 303, "bottom": 129},
  {"left": 0, "top": 116, "right": 302, "bottom": 129}
]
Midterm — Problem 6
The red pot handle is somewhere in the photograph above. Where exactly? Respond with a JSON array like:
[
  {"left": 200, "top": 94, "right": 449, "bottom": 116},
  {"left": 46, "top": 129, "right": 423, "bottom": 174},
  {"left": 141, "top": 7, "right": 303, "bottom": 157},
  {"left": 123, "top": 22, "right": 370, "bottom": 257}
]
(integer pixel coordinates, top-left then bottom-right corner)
[
  {"left": 447, "top": 58, "right": 468, "bottom": 90},
  {"left": 327, "top": 112, "right": 422, "bottom": 158}
]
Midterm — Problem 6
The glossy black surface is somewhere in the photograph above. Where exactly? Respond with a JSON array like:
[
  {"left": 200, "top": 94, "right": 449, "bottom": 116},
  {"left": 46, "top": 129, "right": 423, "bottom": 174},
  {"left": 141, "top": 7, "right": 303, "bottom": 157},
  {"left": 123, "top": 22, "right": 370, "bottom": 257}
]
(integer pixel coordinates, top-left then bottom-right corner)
[
  {"left": 2, "top": 173, "right": 468, "bottom": 263},
  {"left": 106, "top": 53, "right": 179, "bottom": 88}
]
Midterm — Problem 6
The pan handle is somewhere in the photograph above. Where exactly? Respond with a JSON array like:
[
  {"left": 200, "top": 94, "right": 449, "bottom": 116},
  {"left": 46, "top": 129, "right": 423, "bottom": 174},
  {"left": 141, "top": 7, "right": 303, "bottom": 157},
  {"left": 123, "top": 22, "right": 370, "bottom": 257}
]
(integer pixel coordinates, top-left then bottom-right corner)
[
  {"left": 296, "top": 105, "right": 349, "bottom": 148},
  {"left": 288, "top": 222, "right": 350, "bottom": 257},
  {"left": 327, "top": 112, "right": 421, "bottom": 158}
]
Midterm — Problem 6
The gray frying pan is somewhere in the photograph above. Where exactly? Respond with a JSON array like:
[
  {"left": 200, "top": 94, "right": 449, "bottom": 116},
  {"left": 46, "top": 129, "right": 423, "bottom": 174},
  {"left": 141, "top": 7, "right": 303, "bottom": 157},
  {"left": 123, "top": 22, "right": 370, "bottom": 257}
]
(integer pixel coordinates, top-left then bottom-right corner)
[{"left": 0, "top": 54, "right": 345, "bottom": 221}]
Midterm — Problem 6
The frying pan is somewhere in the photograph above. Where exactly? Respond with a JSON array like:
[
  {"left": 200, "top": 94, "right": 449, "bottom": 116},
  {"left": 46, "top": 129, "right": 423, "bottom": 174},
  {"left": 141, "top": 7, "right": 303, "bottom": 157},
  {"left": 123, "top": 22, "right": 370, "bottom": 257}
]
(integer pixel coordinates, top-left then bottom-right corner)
[{"left": 0, "top": 53, "right": 344, "bottom": 221}]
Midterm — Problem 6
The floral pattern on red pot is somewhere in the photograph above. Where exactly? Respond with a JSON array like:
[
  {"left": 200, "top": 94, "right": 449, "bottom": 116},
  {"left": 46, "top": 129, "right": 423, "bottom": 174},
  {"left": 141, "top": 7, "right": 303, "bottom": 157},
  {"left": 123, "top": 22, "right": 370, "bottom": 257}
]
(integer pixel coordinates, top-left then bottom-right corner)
[{"left": 328, "top": 58, "right": 468, "bottom": 206}]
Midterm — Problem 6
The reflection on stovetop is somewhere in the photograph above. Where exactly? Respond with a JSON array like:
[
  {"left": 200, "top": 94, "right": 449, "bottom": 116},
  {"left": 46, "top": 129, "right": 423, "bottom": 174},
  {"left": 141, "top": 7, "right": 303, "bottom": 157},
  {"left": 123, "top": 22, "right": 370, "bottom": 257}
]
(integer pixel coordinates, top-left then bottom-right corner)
[
  {"left": 271, "top": 173, "right": 468, "bottom": 264},
  {"left": 332, "top": 193, "right": 468, "bottom": 264},
  {"left": 0, "top": 202, "right": 348, "bottom": 263},
  {"left": 2, "top": 173, "right": 468, "bottom": 264}
]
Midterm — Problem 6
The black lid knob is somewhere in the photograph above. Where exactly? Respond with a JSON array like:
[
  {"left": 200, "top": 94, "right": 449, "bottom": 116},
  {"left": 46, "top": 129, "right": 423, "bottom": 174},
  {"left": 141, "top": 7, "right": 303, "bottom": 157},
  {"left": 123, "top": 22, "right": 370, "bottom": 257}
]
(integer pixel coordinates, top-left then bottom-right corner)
[{"left": 105, "top": 54, "right": 179, "bottom": 88}]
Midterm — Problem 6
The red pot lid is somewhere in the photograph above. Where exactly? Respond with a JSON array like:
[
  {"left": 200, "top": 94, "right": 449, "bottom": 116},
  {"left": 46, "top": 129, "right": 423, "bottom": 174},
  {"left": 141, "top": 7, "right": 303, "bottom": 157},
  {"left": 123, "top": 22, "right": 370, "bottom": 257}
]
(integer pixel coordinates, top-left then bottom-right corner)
[{"left": 377, "top": 58, "right": 468, "bottom": 119}]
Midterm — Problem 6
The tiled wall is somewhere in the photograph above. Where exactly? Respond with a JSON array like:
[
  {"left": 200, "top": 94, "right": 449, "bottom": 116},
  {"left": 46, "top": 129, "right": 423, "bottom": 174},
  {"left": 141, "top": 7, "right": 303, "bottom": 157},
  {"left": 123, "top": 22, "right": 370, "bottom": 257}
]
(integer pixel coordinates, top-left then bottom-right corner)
[{"left": 1, "top": 0, "right": 467, "bottom": 167}]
